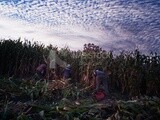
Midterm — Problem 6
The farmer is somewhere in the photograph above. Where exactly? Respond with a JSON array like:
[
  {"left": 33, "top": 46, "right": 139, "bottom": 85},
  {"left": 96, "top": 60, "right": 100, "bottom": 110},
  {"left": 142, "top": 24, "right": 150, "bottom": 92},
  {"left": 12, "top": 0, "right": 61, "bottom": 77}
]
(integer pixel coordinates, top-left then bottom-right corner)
[
  {"left": 36, "top": 63, "right": 47, "bottom": 79},
  {"left": 93, "top": 69, "right": 109, "bottom": 95},
  {"left": 63, "top": 64, "right": 71, "bottom": 80}
]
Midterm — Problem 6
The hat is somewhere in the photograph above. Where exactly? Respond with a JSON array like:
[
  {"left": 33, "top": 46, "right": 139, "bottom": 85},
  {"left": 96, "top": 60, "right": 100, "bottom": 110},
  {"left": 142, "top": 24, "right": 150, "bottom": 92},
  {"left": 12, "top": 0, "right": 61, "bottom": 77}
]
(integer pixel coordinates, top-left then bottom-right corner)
[
  {"left": 93, "top": 70, "right": 98, "bottom": 76},
  {"left": 66, "top": 64, "right": 71, "bottom": 69}
]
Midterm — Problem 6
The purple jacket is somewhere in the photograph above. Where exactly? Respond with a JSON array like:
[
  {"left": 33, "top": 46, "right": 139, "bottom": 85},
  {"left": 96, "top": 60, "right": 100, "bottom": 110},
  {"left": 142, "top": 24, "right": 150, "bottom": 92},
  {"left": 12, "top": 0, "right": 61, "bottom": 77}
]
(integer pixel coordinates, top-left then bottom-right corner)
[{"left": 36, "top": 64, "right": 47, "bottom": 73}]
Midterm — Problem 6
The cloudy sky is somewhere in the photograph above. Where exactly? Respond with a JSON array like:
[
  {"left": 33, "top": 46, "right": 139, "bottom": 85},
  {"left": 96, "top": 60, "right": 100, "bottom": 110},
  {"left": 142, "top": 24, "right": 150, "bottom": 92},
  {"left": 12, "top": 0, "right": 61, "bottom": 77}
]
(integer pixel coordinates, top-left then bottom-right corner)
[{"left": 0, "top": 0, "right": 159, "bottom": 52}]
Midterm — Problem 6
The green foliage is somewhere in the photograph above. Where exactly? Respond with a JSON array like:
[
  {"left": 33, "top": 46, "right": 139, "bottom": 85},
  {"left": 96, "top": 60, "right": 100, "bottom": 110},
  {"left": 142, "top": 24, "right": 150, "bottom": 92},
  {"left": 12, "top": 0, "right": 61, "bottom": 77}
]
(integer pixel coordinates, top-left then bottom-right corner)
[
  {"left": 0, "top": 39, "right": 160, "bottom": 97},
  {"left": 0, "top": 77, "right": 160, "bottom": 119},
  {"left": 19, "top": 80, "right": 49, "bottom": 100}
]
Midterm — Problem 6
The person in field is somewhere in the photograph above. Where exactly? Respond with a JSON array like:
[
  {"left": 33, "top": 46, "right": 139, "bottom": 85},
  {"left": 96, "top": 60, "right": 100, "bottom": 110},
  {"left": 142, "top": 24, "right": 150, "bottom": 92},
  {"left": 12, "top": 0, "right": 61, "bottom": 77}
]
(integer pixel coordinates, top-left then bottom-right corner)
[
  {"left": 36, "top": 63, "right": 47, "bottom": 79},
  {"left": 93, "top": 69, "right": 109, "bottom": 96},
  {"left": 63, "top": 64, "right": 71, "bottom": 80}
]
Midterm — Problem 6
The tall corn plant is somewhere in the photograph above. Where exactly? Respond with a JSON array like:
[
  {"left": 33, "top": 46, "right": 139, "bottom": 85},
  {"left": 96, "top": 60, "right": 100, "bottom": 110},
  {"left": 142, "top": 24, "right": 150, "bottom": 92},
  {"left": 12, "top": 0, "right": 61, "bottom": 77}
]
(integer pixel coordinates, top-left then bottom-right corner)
[
  {"left": 0, "top": 39, "right": 48, "bottom": 77},
  {"left": 0, "top": 40, "right": 160, "bottom": 97}
]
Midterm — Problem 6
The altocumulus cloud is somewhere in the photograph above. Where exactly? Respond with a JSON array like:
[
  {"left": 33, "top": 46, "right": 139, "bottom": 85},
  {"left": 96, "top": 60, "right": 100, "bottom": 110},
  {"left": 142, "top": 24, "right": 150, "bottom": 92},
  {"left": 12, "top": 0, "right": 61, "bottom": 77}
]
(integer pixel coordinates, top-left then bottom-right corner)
[{"left": 0, "top": 0, "right": 159, "bottom": 52}]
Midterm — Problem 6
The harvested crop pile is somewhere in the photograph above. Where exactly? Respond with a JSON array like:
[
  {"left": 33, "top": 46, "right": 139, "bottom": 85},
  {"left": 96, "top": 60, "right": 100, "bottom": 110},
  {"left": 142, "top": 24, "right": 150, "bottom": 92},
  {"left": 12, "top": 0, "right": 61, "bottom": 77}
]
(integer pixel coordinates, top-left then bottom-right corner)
[{"left": 0, "top": 78, "right": 160, "bottom": 120}]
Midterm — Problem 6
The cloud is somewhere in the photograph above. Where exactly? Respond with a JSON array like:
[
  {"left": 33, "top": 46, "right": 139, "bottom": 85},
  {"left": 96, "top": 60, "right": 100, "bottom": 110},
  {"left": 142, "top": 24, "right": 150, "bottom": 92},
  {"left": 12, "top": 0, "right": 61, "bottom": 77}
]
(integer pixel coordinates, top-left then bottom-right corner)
[
  {"left": 0, "top": 0, "right": 159, "bottom": 53},
  {"left": 0, "top": 16, "right": 109, "bottom": 50}
]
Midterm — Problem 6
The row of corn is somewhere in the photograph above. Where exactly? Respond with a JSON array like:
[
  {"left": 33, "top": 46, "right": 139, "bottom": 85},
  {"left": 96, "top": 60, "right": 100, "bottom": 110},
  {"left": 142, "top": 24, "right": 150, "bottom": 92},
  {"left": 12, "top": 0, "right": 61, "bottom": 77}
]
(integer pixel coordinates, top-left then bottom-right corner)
[{"left": 0, "top": 40, "right": 160, "bottom": 97}]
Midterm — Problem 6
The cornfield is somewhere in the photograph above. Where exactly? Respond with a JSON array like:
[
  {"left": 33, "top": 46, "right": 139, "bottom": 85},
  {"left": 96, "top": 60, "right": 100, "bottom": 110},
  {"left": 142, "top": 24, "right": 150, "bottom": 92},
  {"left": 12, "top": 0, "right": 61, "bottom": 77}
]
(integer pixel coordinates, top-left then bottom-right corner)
[
  {"left": 0, "top": 39, "right": 160, "bottom": 97},
  {"left": 0, "top": 78, "right": 160, "bottom": 120},
  {"left": 0, "top": 39, "right": 160, "bottom": 119}
]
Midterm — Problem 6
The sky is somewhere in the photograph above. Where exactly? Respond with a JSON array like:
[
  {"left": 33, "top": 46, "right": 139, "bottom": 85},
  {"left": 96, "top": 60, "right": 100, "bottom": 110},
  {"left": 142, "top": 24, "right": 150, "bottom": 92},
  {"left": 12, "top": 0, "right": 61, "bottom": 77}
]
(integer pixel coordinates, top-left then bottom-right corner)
[{"left": 0, "top": 0, "right": 159, "bottom": 52}]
